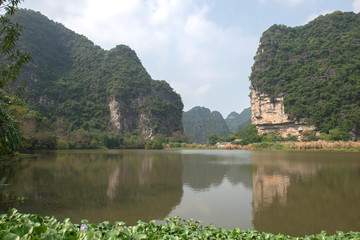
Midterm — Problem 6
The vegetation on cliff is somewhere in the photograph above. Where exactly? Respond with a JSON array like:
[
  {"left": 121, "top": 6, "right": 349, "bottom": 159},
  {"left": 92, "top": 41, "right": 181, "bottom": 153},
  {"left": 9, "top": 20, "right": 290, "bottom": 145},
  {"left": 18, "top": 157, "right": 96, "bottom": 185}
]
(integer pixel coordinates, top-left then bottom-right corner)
[
  {"left": 250, "top": 11, "right": 360, "bottom": 140},
  {"left": 6, "top": 9, "right": 183, "bottom": 150},
  {"left": 182, "top": 106, "right": 231, "bottom": 144}
]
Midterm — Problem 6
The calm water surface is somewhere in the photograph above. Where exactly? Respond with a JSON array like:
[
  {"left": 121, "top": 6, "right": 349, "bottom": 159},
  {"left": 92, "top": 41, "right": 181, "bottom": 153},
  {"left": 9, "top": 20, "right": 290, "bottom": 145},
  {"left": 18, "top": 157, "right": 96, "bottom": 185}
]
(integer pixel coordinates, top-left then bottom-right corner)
[{"left": 1, "top": 149, "right": 360, "bottom": 236}]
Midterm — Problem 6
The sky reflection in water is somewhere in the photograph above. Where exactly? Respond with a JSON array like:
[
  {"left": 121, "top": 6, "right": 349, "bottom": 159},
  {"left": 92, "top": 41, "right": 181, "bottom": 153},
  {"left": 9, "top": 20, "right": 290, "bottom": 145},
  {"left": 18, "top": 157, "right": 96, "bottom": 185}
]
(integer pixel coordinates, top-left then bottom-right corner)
[{"left": 1, "top": 150, "right": 360, "bottom": 237}]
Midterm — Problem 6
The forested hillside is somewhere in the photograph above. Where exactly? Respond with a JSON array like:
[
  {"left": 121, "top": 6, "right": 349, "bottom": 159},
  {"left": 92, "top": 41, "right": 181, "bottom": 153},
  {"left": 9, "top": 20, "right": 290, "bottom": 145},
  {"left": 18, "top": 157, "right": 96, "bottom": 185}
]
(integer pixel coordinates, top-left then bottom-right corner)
[
  {"left": 225, "top": 107, "right": 251, "bottom": 133},
  {"left": 182, "top": 107, "right": 230, "bottom": 144},
  {"left": 9, "top": 9, "right": 183, "bottom": 149},
  {"left": 250, "top": 11, "right": 360, "bottom": 140}
]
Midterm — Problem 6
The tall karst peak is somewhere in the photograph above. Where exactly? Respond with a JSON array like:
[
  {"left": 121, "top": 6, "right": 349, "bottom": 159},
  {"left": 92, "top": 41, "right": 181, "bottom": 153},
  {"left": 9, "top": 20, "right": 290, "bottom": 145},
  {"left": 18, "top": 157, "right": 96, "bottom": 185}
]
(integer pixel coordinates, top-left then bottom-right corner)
[{"left": 11, "top": 9, "right": 183, "bottom": 139}]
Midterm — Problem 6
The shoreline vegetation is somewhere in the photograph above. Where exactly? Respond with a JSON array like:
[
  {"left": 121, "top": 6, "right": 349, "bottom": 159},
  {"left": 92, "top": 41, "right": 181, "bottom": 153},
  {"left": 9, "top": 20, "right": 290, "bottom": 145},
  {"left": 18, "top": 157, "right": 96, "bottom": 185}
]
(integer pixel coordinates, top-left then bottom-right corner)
[
  {"left": 1, "top": 209, "right": 360, "bottom": 240},
  {"left": 164, "top": 140, "right": 360, "bottom": 152}
]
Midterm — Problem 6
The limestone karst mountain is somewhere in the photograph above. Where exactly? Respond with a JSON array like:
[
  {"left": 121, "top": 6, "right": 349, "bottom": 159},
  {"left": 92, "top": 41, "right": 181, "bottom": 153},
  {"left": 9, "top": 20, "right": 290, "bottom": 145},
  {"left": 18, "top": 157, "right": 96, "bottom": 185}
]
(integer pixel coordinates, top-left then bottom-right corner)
[
  {"left": 11, "top": 9, "right": 183, "bottom": 142},
  {"left": 225, "top": 107, "right": 251, "bottom": 133},
  {"left": 250, "top": 11, "right": 360, "bottom": 140},
  {"left": 182, "top": 106, "right": 231, "bottom": 144}
]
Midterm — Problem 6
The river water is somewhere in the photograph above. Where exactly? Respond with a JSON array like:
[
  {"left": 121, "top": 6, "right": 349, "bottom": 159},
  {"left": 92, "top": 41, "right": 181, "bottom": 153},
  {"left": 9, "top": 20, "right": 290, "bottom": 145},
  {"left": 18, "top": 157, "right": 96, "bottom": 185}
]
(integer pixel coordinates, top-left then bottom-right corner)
[{"left": 1, "top": 149, "right": 359, "bottom": 236}]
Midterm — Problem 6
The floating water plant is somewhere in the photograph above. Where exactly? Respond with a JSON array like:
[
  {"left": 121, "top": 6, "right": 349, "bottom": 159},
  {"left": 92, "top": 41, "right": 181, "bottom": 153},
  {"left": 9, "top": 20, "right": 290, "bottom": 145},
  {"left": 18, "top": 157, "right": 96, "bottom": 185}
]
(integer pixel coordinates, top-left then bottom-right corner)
[{"left": 1, "top": 209, "right": 360, "bottom": 239}]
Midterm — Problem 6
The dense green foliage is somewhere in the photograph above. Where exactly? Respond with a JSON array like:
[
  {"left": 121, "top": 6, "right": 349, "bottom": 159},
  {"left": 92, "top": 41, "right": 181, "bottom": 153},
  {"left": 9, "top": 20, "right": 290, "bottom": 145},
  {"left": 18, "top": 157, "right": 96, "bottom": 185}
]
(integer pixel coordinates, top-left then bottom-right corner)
[
  {"left": 1, "top": 209, "right": 360, "bottom": 239},
  {"left": 144, "top": 132, "right": 189, "bottom": 149},
  {"left": 250, "top": 11, "right": 360, "bottom": 139},
  {"left": 233, "top": 124, "right": 262, "bottom": 145},
  {"left": 225, "top": 107, "right": 251, "bottom": 133},
  {"left": 221, "top": 124, "right": 353, "bottom": 146},
  {"left": 182, "top": 106, "right": 231, "bottom": 144},
  {"left": 5, "top": 9, "right": 183, "bottom": 150},
  {"left": 0, "top": 0, "right": 31, "bottom": 156}
]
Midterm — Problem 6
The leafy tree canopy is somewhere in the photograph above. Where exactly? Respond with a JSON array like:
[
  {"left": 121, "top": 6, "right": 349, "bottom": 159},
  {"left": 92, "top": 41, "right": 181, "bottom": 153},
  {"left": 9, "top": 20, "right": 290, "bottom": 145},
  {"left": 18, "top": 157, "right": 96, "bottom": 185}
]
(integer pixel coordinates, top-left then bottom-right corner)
[{"left": 0, "top": 0, "right": 31, "bottom": 155}]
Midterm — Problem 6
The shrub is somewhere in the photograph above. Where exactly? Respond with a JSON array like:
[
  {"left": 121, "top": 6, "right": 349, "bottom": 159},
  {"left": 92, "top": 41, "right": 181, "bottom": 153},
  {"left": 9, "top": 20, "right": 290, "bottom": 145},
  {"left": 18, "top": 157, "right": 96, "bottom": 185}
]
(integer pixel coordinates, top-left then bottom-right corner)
[
  {"left": 236, "top": 125, "right": 262, "bottom": 145},
  {"left": 56, "top": 138, "right": 69, "bottom": 149},
  {"left": 145, "top": 135, "right": 165, "bottom": 149},
  {"left": 301, "top": 130, "right": 318, "bottom": 142},
  {"left": 328, "top": 128, "right": 351, "bottom": 141},
  {"left": 208, "top": 134, "right": 219, "bottom": 146}
]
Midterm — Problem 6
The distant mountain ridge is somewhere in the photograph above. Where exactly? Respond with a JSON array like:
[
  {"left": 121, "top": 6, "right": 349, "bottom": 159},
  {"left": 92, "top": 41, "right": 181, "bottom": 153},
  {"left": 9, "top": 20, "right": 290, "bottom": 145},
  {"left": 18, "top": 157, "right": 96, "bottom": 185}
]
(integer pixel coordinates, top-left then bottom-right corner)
[
  {"left": 11, "top": 9, "right": 183, "bottom": 139},
  {"left": 182, "top": 107, "right": 230, "bottom": 144},
  {"left": 225, "top": 107, "right": 251, "bottom": 133}
]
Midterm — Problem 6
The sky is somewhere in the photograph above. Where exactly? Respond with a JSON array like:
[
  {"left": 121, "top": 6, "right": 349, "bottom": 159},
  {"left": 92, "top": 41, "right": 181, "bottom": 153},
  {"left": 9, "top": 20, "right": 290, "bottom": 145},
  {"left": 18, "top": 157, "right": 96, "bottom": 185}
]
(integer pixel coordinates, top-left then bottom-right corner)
[{"left": 21, "top": 0, "right": 360, "bottom": 117}]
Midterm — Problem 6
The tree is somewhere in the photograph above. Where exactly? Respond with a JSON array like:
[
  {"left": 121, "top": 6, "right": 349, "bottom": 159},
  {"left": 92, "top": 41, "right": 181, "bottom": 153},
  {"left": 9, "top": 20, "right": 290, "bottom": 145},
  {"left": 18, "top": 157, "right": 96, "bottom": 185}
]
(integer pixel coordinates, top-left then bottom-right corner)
[
  {"left": 235, "top": 124, "right": 262, "bottom": 145},
  {"left": 208, "top": 134, "right": 219, "bottom": 146},
  {"left": 0, "top": 0, "right": 31, "bottom": 156}
]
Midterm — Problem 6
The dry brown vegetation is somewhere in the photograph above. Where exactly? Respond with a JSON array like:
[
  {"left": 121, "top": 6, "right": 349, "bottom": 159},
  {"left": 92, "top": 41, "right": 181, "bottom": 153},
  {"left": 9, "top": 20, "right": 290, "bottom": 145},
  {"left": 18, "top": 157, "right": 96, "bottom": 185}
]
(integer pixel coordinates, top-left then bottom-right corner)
[
  {"left": 286, "top": 140, "right": 360, "bottom": 150},
  {"left": 165, "top": 141, "right": 360, "bottom": 151}
]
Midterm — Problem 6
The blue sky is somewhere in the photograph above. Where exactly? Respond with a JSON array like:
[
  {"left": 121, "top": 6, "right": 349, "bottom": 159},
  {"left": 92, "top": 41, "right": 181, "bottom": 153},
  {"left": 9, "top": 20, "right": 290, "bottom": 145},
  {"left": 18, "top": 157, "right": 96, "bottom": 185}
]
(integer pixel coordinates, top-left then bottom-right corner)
[{"left": 21, "top": 0, "right": 359, "bottom": 117}]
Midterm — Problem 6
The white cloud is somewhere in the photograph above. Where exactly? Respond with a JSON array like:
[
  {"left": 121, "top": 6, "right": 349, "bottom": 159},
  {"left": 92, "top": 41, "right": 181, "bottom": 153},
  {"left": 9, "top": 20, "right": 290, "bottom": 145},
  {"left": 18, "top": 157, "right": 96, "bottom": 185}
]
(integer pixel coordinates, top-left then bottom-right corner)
[
  {"left": 21, "top": 0, "right": 258, "bottom": 116},
  {"left": 281, "top": 0, "right": 304, "bottom": 5},
  {"left": 259, "top": 0, "right": 304, "bottom": 6},
  {"left": 353, "top": 0, "right": 360, "bottom": 13},
  {"left": 305, "top": 10, "right": 333, "bottom": 24},
  {"left": 196, "top": 84, "right": 211, "bottom": 96}
]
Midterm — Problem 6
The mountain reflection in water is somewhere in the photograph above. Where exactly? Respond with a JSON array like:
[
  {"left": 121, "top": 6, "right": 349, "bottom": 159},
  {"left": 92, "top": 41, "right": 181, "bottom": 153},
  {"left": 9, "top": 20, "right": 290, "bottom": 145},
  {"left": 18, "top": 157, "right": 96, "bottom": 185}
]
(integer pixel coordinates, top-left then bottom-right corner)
[
  {"left": 251, "top": 151, "right": 360, "bottom": 236},
  {"left": 1, "top": 150, "right": 360, "bottom": 236}
]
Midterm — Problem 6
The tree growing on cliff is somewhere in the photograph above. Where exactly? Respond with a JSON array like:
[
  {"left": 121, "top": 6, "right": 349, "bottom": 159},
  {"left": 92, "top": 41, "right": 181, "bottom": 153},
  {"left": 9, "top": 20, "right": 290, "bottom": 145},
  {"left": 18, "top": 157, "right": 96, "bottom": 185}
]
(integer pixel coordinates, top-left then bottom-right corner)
[{"left": 0, "top": 0, "right": 31, "bottom": 155}]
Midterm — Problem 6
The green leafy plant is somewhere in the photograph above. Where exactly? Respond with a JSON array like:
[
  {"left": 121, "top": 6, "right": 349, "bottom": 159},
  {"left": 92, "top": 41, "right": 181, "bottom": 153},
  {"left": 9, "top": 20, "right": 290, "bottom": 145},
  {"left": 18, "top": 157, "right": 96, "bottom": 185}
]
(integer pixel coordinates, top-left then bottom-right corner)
[
  {"left": 0, "top": 0, "right": 31, "bottom": 156},
  {"left": 1, "top": 209, "right": 360, "bottom": 239}
]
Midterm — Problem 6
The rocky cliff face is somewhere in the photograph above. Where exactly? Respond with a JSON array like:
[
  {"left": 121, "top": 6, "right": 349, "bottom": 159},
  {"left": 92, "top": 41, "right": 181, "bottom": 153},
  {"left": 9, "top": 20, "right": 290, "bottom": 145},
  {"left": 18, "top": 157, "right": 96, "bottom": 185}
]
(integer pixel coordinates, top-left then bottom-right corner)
[
  {"left": 108, "top": 80, "right": 183, "bottom": 139},
  {"left": 251, "top": 88, "right": 315, "bottom": 138}
]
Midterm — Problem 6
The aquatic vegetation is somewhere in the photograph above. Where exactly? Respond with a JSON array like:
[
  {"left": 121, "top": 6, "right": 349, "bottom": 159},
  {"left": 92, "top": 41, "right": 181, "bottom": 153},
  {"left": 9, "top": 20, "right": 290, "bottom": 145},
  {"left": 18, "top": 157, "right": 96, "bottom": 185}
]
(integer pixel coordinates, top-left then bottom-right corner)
[{"left": 1, "top": 209, "right": 360, "bottom": 239}]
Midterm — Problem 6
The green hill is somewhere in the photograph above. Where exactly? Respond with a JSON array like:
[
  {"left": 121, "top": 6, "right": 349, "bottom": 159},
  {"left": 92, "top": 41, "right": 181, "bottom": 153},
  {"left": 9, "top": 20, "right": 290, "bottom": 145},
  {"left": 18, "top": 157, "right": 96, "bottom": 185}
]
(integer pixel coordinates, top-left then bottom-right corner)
[
  {"left": 9, "top": 9, "right": 183, "bottom": 148},
  {"left": 250, "top": 11, "right": 360, "bottom": 140},
  {"left": 225, "top": 107, "right": 251, "bottom": 133},
  {"left": 182, "top": 107, "right": 231, "bottom": 144}
]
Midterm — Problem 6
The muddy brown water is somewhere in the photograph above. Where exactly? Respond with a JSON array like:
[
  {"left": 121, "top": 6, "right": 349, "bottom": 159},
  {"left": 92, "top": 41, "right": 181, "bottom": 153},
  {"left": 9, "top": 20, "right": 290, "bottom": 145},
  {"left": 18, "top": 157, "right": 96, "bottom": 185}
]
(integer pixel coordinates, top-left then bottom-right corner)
[{"left": 1, "top": 149, "right": 359, "bottom": 236}]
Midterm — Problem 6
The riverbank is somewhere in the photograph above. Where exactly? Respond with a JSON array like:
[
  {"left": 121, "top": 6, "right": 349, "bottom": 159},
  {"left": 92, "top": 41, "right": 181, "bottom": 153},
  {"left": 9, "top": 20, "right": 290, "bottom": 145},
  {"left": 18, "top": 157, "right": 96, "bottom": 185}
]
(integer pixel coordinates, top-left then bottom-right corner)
[
  {"left": 164, "top": 140, "right": 360, "bottom": 152},
  {"left": 1, "top": 209, "right": 359, "bottom": 239}
]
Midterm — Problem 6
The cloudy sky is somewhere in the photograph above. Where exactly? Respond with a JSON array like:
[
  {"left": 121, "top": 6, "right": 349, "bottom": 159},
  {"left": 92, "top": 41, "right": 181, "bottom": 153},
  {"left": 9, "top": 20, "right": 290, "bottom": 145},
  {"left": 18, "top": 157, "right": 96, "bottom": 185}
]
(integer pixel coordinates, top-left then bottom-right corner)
[{"left": 21, "top": 0, "right": 359, "bottom": 117}]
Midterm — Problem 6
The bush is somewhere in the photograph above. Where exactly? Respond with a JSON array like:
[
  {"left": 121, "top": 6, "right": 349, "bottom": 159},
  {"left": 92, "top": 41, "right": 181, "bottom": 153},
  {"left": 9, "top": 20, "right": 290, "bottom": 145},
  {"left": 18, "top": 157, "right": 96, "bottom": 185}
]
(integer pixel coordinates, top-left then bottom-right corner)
[
  {"left": 235, "top": 125, "right": 262, "bottom": 145},
  {"left": 261, "top": 131, "right": 284, "bottom": 142},
  {"left": 285, "top": 134, "right": 298, "bottom": 141},
  {"left": 145, "top": 135, "right": 165, "bottom": 149},
  {"left": 56, "top": 138, "right": 69, "bottom": 149},
  {"left": 208, "top": 134, "right": 219, "bottom": 146},
  {"left": 301, "top": 130, "right": 318, "bottom": 142},
  {"left": 101, "top": 132, "right": 123, "bottom": 149},
  {"left": 328, "top": 128, "right": 351, "bottom": 141}
]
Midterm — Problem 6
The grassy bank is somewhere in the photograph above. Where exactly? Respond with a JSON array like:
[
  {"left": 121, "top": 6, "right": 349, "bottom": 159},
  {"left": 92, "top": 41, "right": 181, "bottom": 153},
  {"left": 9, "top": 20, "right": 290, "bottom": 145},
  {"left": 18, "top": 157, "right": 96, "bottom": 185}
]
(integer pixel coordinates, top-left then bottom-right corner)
[
  {"left": 165, "top": 141, "right": 360, "bottom": 152},
  {"left": 1, "top": 209, "right": 360, "bottom": 240}
]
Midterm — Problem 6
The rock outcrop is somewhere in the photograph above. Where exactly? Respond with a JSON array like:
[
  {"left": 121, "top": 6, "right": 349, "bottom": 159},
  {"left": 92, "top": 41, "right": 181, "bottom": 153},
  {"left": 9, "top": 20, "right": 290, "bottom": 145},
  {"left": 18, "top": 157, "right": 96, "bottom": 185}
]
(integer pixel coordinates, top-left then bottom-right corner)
[{"left": 251, "top": 88, "right": 315, "bottom": 138}]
